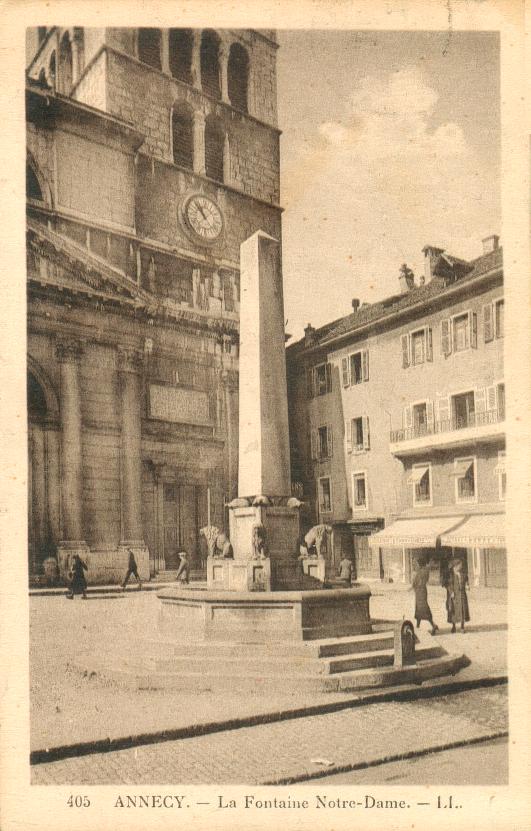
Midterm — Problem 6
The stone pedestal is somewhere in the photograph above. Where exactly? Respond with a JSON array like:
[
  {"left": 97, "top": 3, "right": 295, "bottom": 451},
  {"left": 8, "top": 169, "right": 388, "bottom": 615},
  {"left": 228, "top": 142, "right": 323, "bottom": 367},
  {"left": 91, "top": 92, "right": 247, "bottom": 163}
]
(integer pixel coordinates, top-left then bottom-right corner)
[
  {"left": 299, "top": 555, "right": 326, "bottom": 583},
  {"left": 207, "top": 556, "right": 271, "bottom": 592}
]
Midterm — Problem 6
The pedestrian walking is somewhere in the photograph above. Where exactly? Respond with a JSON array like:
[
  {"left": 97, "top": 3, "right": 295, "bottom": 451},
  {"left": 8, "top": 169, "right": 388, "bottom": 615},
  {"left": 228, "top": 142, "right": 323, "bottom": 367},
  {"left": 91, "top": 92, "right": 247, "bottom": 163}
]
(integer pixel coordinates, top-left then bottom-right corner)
[
  {"left": 175, "top": 552, "right": 190, "bottom": 584},
  {"left": 66, "top": 554, "right": 88, "bottom": 600},
  {"left": 122, "top": 548, "right": 142, "bottom": 591},
  {"left": 411, "top": 556, "right": 439, "bottom": 635},
  {"left": 337, "top": 555, "right": 354, "bottom": 586},
  {"left": 446, "top": 557, "right": 470, "bottom": 633}
]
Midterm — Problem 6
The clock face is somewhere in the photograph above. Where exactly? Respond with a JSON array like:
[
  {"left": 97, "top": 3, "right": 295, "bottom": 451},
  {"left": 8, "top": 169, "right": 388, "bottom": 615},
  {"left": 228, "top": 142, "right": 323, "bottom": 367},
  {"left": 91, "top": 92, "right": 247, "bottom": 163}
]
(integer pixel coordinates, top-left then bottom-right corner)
[{"left": 184, "top": 195, "right": 223, "bottom": 242}]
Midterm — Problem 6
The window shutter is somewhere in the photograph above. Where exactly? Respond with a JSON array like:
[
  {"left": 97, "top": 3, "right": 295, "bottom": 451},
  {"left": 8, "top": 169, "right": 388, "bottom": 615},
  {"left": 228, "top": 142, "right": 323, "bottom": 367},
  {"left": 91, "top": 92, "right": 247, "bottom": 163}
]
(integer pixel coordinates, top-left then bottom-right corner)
[
  {"left": 483, "top": 304, "right": 494, "bottom": 342},
  {"left": 474, "top": 387, "right": 487, "bottom": 413},
  {"left": 425, "top": 327, "right": 433, "bottom": 361},
  {"left": 401, "top": 334, "right": 410, "bottom": 368},
  {"left": 362, "top": 349, "right": 369, "bottom": 381},
  {"left": 327, "top": 425, "right": 333, "bottom": 457},
  {"left": 404, "top": 406, "right": 413, "bottom": 429},
  {"left": 441, "top": 319, "right": 452, "bottom": 356},
  {"left": 310, "top": 429, "right": 317, "bottom": 460},
  {"left": 341, "top": 357, "right": 349, "bottom": 387},
  {"left": 470, "top": 311, "right": 478, "bottom": 348},
  {"left": 325, "top": 362, "right": 332, "bottom": 393},
  {"left": 345, "top": 420, "right": 352, "bottom": 453},
  {"left": 486, "top": 385, "right": 497, "bottom": 412},
  {"left": 362, "top": 416, "right": 370, "bottom": 450},
  {"left": 437, "top": 396, "right": 450, "bottom": 424},
  {"left": 306, "top": 368, "right": 314, "bottom": 399},
  {"left": 426, "top": 400, "right": 434, "bottom": 429}
]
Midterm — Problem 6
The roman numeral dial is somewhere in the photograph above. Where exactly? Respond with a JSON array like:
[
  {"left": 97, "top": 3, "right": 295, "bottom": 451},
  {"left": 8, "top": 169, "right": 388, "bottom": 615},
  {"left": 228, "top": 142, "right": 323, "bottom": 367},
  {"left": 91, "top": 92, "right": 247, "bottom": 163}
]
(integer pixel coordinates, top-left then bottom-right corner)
[{"left": 184, "top": 194, "right": 223, "bottom": 242}]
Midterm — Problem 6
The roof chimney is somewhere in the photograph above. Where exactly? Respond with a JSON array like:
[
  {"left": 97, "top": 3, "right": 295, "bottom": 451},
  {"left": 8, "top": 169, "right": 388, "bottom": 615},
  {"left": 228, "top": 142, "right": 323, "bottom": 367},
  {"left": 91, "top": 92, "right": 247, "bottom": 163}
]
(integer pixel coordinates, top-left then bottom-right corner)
[
  {"left": 304, "top": 323, "right": 316, "bottom": 347},
  {"left": 351, "top": 298, "right": 360, "bottom": 312},
  {"left": 398, "top": 264, "right": 415, "bottom": 293},
  {"left": 422, "top": 245, "right": 444, "bottom": 284},
  {"left": 482, "top": 235, "right": 499, "bottom": 255}
]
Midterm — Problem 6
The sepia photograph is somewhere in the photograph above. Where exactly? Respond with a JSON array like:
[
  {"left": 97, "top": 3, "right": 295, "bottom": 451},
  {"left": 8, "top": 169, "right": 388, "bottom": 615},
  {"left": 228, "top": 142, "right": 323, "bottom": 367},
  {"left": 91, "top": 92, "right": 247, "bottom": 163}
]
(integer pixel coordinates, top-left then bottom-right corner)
[{"left": 23, "top": 24, "right": 510, "bottom": 789}]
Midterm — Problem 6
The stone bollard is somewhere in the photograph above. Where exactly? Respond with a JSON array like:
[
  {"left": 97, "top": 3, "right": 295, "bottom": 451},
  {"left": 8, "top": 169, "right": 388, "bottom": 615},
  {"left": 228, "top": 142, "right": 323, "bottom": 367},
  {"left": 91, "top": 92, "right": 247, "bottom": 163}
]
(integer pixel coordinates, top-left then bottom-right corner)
[{"left": 393, "top": 620, "right": 417, "bottom": 667}]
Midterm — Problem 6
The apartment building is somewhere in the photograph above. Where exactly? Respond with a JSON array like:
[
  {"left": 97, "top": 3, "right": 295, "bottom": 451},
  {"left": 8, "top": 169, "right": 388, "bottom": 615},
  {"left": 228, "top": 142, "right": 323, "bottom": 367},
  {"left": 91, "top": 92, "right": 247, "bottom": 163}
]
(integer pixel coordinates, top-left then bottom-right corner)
[{"left": 286, "top": 237, "right": 505, "bottom": 587}]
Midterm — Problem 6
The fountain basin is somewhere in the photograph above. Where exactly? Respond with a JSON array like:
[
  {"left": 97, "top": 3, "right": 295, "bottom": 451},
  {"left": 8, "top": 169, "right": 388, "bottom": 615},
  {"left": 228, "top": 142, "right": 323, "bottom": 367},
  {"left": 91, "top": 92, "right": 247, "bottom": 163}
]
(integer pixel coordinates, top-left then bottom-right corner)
[{"left": 157, "top": 584, "right": 372, "bottom": 643}]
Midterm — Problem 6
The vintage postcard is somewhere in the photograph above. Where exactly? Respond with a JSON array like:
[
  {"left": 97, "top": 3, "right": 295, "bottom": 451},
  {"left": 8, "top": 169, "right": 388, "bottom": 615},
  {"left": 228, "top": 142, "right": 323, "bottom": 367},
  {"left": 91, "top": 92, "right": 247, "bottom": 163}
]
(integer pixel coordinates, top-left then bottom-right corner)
[{"left": 0, "top": 0, "right": 529, "bottom": 829}]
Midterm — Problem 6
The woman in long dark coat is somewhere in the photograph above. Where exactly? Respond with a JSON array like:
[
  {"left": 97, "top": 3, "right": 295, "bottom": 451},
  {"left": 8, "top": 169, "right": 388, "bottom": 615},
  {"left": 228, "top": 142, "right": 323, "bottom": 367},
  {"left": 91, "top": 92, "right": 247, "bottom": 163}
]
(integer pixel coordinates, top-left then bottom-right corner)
[
  {"left": 446, "top": 558, "right": 470, "bottom": 633},
  {"left": 411, "top": 557, "right": 439, "bottom": 635},
  {"left": 66, "top": 554, "right": 88, "bottom": 599}
]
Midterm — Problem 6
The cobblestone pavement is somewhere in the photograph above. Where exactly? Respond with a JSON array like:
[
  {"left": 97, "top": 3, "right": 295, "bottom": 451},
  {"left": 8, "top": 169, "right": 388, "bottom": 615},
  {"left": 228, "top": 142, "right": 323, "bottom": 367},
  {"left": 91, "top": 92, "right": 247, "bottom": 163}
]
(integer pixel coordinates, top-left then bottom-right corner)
[
  {"left": 31, "top": 686, "right": 507, "bottom": 785},
  {"left": 30, "top": 586, "right": 507, "bottom": 752}
]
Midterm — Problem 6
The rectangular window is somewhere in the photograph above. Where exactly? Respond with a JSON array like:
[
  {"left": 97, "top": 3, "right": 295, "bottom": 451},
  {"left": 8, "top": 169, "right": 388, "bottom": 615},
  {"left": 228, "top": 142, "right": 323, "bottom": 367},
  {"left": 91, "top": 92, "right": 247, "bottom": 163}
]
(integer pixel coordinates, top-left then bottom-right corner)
[
  {"left": 310, "top": 363, "right": 332, "bottom": 397},
  {"left": 352, "top": 472, "right": 367, "bottom": 510},
  {"left": 495, "top": 299, "right": 504, "bottom": 339},
  {"left": 317, "top": 425, "right": 333, "bottom": 459},
  {"left": 497, "top": 382, "right": 505, "bottom": 419},
  {"left": 452, "top": 391, "right": 475, "bottom": 429},
  {"left": 345, "top": 350, "right": 369, "bottom": 385},
  {"left": 496, "top": 451, "right": 506, "bottom": 500},
  {"left": 454, "top": 457, "right": 476, "bottom": 503},
  {"left": 402, "top": 328, "right": 432, "bottom": 367},
  {"left": 348, "top": 416, "right": 370, "bottom": 451},
  {"left": 318, "top": 477, "right": 332, "bottom": 514},
  {"left": 410, "top": 464, "right": 431, "bottom": 506},
  {"left": 453, "top": 313, "right": 469, "bottom": 352},
  {"left": 350, "top": 352, "right": 362, "bottom": 384},
  {"left": 413, "top": 402, "right": 428, "bottom": 434},
  {"left": 411, "top": 330, "right": 425, "bottom": 365}
]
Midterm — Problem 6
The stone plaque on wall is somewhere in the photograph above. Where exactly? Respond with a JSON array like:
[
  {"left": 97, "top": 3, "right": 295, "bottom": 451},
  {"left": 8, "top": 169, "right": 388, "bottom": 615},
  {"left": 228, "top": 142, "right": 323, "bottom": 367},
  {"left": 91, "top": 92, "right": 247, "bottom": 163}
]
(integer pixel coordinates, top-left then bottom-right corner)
[{"left": 149, "top": 384, "right": 211, "bottom": 425}]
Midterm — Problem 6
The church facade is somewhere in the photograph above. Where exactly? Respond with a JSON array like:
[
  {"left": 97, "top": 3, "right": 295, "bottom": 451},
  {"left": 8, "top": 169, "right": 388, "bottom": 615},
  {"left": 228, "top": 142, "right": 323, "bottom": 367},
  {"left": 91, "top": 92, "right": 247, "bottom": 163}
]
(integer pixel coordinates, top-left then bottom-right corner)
[{"left": 26, "top": 27, "right": 281, "bottom": 584}]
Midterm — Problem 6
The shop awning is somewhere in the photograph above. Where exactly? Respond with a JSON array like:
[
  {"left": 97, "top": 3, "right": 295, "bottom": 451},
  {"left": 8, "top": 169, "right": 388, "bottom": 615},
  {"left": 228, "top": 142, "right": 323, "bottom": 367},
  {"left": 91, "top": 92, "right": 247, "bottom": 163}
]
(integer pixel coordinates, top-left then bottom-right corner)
[
  {"left": 452, "top": 459, "right": 474, "bottom": 477},
  {"left": 407, "top": 466, "right": 429, "bottom": 485},
  {"left": 440, "top": 513, "right": 505, "bottom": 547},
  {"left": 369, "top": 516, "right": 465, "bottom": 549}
]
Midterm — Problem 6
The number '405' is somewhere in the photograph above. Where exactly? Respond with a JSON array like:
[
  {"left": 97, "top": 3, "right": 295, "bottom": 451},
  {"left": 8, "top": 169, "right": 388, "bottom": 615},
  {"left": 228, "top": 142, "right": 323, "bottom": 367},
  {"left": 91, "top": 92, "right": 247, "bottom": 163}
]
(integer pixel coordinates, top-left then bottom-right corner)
[{"left": 67, "top": 795, "right": 90, "bottom": 807}]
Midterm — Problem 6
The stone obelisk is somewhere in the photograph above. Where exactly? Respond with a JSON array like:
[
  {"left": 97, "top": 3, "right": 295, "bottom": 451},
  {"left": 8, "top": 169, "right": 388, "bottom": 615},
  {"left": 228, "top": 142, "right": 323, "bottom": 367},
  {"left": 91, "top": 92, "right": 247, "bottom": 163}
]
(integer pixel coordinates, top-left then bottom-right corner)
[
  {"left": 207, "top": 231, "right": 301, "bottom": 591},
  {"left": 238, "top": 230, "right": 291, "bottom": 497}
]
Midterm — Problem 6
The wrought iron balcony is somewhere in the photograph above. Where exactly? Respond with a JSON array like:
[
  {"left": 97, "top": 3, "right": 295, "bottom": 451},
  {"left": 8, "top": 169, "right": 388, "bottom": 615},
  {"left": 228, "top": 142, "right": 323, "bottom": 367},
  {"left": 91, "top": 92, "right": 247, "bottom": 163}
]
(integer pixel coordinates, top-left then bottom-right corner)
[{"left": 389, "top": 408, "right": 505, "bottom": 455}]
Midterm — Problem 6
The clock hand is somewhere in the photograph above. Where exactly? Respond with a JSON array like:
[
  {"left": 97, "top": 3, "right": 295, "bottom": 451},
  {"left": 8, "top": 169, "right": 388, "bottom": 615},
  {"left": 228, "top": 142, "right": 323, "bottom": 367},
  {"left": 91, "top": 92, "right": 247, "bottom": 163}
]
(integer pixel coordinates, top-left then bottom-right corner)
[{"left": 197, "top": 205, "right": 208, "bottom": 220}]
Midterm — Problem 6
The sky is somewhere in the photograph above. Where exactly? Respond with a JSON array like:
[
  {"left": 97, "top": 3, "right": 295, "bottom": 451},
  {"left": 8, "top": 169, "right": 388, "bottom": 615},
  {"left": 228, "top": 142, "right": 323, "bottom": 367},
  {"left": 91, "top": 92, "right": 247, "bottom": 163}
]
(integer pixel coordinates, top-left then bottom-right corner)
[{"left": 276, "top": 31, "right": 501, "bottom": 342}]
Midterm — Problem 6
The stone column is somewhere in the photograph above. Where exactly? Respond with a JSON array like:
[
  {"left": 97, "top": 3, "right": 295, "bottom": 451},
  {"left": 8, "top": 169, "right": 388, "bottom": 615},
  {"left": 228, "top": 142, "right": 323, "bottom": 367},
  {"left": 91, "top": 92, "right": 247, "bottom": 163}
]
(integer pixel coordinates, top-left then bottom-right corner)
[
  {"left": 160, "top": 29, "right": 170, "bottom": 75},
  {"left": 219, "top": 42, "right": 230, "bottom": 103},
  {"left": 29, "top": 426, "right": 46, "bottom": 572},
  {"left": 193, "top": 110, "right": 206, "bottom": 176},
  {"left": 118, "top": 346, "right": 145, "bottom": 547},
  {"left": 56, "top": 339, "right": 88, "bottom": 573},
  {"left": 191, "top": 30, "right": 202, "bottom": 90},
  {"left": 223, "top": 133, "right": 231, "bottom": 185}
]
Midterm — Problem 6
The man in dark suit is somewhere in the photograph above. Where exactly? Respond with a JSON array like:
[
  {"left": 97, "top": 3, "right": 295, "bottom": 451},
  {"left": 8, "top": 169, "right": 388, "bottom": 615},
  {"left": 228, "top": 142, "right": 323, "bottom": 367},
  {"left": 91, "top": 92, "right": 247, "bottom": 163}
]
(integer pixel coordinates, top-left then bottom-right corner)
[{"left": 122, "top": 548, "right": 142, "bottom": 591}]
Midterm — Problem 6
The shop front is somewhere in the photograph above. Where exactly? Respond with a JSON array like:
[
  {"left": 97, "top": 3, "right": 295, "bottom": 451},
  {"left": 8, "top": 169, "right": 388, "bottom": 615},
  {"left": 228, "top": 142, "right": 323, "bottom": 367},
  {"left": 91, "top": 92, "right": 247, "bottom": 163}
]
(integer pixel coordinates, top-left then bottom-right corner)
[
  {"left": 440, "top": 513, "right": 506, "bottom": 588},
  {"left": 368, "top": 515, "right": 465, "bottom": 584}
]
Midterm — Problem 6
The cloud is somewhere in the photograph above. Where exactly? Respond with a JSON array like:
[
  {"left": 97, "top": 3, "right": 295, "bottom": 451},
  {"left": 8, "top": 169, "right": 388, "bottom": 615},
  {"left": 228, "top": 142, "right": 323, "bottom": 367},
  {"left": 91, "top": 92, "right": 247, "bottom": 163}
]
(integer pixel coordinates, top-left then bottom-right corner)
[{"left": 317, "top": 66, "right": 468, "bottom": 161}]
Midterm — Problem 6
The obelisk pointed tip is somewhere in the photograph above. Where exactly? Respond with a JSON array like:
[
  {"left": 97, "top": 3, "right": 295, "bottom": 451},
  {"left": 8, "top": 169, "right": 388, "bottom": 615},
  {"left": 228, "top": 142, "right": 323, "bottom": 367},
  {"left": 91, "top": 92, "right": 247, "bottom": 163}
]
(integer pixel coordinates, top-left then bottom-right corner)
[{"left": 244, "top": 229, "right": 279, "bottom": 245}]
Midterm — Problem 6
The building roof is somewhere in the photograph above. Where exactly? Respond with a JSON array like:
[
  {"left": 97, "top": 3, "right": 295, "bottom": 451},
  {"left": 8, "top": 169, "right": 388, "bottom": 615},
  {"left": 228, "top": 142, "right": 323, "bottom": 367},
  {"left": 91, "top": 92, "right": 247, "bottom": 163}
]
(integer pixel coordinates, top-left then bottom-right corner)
[{"left": 288, "top": 246, "right": 503, "bottom": 355}]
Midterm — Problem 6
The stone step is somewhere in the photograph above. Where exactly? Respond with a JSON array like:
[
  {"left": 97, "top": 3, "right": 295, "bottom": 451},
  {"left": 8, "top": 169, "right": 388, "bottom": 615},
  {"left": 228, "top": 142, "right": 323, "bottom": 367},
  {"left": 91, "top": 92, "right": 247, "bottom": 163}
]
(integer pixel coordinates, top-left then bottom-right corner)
[
  {"left": 316, "top": 631, "right": 395, "bottom": 657},
  {"left": 74, "top": 652, "right": 468, "bottom": 694},
  {"left": 141, "top": 631, "right": 396, "bottom": 660},
  {"left": 326, "top": 644, "right": 444, "bottom": 675}
]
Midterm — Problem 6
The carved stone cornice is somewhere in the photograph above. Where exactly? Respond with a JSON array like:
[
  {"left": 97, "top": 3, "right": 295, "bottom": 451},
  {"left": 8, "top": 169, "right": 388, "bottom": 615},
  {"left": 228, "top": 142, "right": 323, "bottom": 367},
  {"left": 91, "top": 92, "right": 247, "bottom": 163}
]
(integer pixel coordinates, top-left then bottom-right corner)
[
  {"left": 56, "top": 338, "right": 83, "bottom": 363},
  {"left": 117, "top": 345, "right": 144, "bottom": 374}
]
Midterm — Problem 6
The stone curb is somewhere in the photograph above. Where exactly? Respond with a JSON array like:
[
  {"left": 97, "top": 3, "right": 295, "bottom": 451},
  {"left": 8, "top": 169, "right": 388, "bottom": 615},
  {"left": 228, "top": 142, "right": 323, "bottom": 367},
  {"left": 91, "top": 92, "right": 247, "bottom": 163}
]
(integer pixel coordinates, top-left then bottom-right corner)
[
  {"left": 262, "top": 730, "right": 509, "bottom": 785},
  {"left": 30, "top": 674, "right": 507, "bottom": 766},
  {"left": 29, "top": 583, "right": 177, "bottom": 597}
]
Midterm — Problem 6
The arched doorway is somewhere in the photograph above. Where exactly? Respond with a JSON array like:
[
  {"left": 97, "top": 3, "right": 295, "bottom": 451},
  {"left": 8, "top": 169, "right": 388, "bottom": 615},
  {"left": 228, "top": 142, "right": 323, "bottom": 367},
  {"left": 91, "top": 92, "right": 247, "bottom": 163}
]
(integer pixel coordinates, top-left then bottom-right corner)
[{"left": 28, "top": 369, "right": 60, "bottom": 582}]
